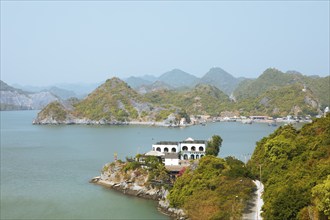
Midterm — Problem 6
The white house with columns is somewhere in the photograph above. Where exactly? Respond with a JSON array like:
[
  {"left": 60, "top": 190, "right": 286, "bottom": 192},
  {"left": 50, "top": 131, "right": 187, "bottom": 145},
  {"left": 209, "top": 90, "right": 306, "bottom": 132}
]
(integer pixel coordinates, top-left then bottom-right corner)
[{"left": 151, "top": 137, "right": 206, "bottom": 161}]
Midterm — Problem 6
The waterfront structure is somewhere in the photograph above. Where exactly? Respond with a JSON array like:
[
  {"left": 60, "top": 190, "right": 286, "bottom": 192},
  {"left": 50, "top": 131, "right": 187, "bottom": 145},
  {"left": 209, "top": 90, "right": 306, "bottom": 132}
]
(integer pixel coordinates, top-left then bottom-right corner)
[{"left": 152, "top": 137, "right": 206, "bottom": 161}]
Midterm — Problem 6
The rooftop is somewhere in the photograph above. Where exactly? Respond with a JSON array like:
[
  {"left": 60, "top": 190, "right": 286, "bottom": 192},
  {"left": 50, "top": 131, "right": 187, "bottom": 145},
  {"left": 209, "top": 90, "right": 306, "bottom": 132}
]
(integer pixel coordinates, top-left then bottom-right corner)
[
  {"left": 155, "top": 138, "right": 206, "bottom": 145},
  {"left": 155, "top": 141, "right": 179, "bottom": 145}
]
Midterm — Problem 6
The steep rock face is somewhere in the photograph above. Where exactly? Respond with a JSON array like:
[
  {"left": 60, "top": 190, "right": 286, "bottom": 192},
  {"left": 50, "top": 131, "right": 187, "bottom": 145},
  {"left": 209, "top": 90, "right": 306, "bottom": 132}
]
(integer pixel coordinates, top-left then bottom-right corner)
[{"left": 0, "top": 80, "right": 59, "bottom": 110}]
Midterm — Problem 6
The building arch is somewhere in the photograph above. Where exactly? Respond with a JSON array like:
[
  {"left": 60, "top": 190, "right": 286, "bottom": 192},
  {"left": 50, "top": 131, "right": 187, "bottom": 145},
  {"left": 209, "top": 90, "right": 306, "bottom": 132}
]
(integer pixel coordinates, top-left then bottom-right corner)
[
  {"left": 164, "top": 147, "right": 169, "bottom": 152},
  {"left": 199, "top": 146, "right": 204, "bottom": 152},
  {"left": 190, "top": 154, "right": 195, "bottom": 160},
  {"left": 201, "top": 155, "right": 204, "bottom": 158},
  {"left": 182, "top": 146, "right": 188, "bottom": 151},
  {"left": 196, "top": 155, "right": 199, "bottom": 159},
  {"left": 191, "top": 146, "right": 196, "bottom": 151},
  {"left": 171, "top": 147, "right": 176, "bottom": 152},
  {"left": 183, "top": 154, "right": 188, "bottom": 160},
  {"left": 156, "top": 147, "right": 161, "bottom": 152}
]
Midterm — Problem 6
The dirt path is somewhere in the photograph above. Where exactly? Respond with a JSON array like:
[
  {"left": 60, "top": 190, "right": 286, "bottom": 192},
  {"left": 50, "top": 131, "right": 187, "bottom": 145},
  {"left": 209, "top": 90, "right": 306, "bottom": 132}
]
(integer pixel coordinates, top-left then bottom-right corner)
[{"left": 243, "top": 180, "right": 264, "bottom": 220}]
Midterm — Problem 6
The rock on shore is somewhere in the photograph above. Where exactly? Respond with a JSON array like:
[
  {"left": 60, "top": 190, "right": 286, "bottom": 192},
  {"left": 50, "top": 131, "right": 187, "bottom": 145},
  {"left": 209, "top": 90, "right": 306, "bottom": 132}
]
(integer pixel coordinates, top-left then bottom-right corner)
[{"left": 91, "top": 161, "right": 187, "bottom": 219}]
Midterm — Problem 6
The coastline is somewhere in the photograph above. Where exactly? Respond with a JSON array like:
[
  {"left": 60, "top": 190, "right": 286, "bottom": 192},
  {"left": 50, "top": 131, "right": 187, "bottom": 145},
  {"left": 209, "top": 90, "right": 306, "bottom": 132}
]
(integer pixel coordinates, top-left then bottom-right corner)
[{"left": 91, "top": 178, "right": 187, "bottom": 219}]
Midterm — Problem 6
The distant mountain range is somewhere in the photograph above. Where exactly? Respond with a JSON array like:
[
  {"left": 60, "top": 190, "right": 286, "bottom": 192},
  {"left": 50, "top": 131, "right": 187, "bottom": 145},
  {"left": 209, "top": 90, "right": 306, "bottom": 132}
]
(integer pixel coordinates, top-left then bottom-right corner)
[
  {"left": 13, "top": 83, "right": 99, "bottom": 98},
  {"left": 32, "top": 67, "right": 329, "bottom": 124},
  {"left": 2, "top": 67, "right": 329, "bottom": 120},
  {"left": 124, "top": 67, "right": 244, "bottom": 95},
  {"left": 0, "top": 80, "right": 60, "bottom": 110}
]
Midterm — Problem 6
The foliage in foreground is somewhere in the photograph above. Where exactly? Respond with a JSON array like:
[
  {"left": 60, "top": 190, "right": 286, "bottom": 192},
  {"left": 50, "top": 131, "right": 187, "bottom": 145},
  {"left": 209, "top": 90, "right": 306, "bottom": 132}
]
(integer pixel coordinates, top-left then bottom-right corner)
[
  {"left": 167, "top": 156, "right": 254, "bottom": 220},
  {"left": 248, "top": 114, "right": 330, "bottom": 219},
  {"left": 206, "top": 135, "right": 223, "bottom": 156}
]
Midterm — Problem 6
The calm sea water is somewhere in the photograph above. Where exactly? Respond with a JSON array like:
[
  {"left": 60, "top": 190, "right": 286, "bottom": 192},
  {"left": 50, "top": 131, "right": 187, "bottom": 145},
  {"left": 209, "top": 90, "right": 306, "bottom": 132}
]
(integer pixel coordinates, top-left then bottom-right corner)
[{"left": 1, "top": 111, "right": 277, "bottom": 219}]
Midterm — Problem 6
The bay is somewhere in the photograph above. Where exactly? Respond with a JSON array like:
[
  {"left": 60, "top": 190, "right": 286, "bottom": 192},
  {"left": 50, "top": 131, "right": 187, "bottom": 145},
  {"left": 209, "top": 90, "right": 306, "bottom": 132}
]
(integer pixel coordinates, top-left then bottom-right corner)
[{"left": 0, "top": 111, "right": 277, "bottom": 219}]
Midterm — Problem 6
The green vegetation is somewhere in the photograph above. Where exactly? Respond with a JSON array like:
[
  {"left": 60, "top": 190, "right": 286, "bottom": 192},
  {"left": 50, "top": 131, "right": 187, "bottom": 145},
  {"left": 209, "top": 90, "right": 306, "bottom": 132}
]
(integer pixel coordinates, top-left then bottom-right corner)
[
  {"left": 206, "top": 135, "right": 223, "bottom": 156},
  {"left": 145, "top": 84, "right": 232, "bottom": 116},
  {"left": 167, "top": 156, "right": 254, "bottom": 220},
  {"left": 247, "top": 114, "right": 330, "bottom": 219},
  {"left": 236, "top": 84, "right": 320, "bottom": 117},
  {"left": 74, "top": 78, "right": 144, "bottom": 121},
  {"left": 122, "top": 155, "right": 171, "bottom": 187},
  {"left": 234, "top": 68, "right": 329, "bottom": 116},
  {"left": 37, "top": 101, "right": 68, "bottom": 122},
  {"left": 305, "top": 75, "right": 330, "bottom": 109}
]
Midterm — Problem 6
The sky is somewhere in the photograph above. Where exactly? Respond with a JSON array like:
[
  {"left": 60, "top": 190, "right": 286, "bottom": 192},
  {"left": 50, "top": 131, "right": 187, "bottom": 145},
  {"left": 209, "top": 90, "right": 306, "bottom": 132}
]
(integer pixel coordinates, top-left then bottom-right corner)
[{"left": 1, "top": 1, "right": 329, "bottom": 86}]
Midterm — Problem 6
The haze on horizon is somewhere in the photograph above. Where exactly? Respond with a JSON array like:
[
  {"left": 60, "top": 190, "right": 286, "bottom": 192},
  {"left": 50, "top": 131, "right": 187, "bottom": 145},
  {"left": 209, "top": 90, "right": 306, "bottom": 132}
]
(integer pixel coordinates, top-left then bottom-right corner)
[{"left": 1, "top": 1, "right": 329, "bottom": 87}]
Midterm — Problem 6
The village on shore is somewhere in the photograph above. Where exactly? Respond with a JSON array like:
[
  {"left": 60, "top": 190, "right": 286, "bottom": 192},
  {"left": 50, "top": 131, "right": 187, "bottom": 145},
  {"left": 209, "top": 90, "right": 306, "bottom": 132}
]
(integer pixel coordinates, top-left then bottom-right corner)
[{"left": 130, "top": 106, "right": 329, "bottom": 128}]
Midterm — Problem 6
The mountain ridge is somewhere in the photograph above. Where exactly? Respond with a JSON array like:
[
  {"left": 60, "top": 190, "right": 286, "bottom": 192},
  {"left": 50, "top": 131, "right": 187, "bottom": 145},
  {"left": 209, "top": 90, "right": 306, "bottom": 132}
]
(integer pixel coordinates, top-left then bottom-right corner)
[{"left": 0, "top": 80, "right": 59, "bottom": 110}]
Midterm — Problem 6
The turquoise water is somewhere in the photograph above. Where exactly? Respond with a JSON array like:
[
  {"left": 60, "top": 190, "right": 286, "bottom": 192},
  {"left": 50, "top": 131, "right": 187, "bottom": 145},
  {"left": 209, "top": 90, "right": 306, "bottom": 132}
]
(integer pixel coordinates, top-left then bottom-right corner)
[{"left": 1, "top": 111, "right": 277, "bottom": 219}]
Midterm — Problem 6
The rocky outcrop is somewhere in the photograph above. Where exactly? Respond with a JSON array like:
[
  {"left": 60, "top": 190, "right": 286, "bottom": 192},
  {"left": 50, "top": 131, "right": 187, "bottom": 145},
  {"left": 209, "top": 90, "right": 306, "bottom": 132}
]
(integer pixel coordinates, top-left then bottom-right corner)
[
  {"left": 158, "top": 199, "right": 187, "bottom": 219},
  {"left": 92, "top": 161, "right": 187, "bottom": 219},
  {"left": 94, "top": 162, "right": 167, "bottom": 200}
]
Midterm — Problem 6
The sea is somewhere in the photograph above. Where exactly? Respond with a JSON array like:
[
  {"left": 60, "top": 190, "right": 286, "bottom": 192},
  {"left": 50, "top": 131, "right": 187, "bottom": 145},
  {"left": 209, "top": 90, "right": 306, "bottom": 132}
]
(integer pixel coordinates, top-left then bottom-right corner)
[{"left": 0, "top": 110, "right": 278, "bottom": 219}]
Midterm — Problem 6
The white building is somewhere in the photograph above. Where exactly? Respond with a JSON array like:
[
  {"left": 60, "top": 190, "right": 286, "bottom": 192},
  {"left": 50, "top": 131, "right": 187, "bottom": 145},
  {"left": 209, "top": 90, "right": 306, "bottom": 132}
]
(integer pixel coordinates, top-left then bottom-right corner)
[
  {"left": 164, "top": 153, "right": 179, "bottom": 166},
  {"left": 152, "top": 137, "right": 206, "bottom": 161},
  {"left": 179, "top": 137, "right": 206, "bottom": 160},
  {"left": 152, "top": 141, "right": 178, "bottom": 153}
]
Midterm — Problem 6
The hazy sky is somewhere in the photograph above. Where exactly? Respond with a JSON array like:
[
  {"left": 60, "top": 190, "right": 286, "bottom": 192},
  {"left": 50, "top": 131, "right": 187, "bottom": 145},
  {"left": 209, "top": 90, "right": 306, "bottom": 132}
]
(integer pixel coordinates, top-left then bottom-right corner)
[{"left": 1, "top": 1, "right": 329, "bottom": 86}]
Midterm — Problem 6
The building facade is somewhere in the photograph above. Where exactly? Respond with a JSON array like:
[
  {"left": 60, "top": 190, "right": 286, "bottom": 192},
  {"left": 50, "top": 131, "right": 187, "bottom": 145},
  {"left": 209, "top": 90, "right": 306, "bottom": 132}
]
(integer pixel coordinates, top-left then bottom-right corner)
[{"left": 152, "top": 137, "right": 206, "bottom": 160}]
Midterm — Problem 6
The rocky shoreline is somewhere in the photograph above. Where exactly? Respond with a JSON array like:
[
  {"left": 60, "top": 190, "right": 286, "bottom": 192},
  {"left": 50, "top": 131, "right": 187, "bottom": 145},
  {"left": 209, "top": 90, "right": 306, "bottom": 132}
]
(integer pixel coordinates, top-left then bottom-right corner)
[
  {"left": 32, "top": 117, "right": 189, "bottom": 127},
  {"left": 90, "top": 162, "right": 187, "bottom": 219},
  {"left": 91, "top": 178, "right": 187, "bottom": 219}
]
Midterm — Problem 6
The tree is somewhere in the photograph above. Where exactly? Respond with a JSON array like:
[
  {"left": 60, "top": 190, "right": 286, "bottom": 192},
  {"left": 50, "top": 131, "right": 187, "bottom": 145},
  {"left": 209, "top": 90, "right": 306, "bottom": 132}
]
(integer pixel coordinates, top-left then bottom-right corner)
[
  {"left": 312, "top": 175, "right": 330, "bottom": 217},
  {"left": 206, "top": 135, "right": 223, "bottom": 156}
]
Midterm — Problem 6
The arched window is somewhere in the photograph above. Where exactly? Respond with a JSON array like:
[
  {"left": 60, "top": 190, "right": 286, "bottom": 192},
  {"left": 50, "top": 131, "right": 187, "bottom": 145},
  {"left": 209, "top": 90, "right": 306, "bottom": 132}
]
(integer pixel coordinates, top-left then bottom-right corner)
[
  {"left": 164, "top": 147, "right": 169, "bottom": 152},
  {"left": 196, "top": 155, "right": 199, "bottom": 159},
  {"left": 201, "top": 155, "right": 204, "bottom": 158},
  {"left": 171, "top": 148, "right": 176, "bottom": 152},
  {"left": 199, "top": 146, "right": 204, "bottom": 152},
  {"left": 156, "top": 147, "right": 161, "bottom": 152},
  {"left": 191, "top": 146, "right": 196, "bottom": 151},
  {"left": 182, "top": 146, "right": 188, "bottom": 151},
  {"left": 183, "top": 154, "right": 188, "bottom": 160},
  {"left": 190, "top": 154, "right": 195, "bottom": 160}
]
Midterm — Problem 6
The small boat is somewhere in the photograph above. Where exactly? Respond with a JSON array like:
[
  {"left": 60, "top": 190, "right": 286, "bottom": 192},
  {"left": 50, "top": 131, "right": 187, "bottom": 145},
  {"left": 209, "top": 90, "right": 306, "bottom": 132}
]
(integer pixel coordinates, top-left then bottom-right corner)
[
  {"left": 242, "top": 119, "right": 253, "bottom": 124},
  {"left": 268, "top": 122, "right": 277, "bottom": 127}
]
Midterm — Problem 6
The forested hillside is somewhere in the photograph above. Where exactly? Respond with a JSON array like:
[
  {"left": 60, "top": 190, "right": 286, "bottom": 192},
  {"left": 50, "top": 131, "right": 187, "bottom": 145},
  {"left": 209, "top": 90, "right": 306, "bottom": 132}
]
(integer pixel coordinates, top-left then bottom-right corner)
[
  {"left": 234, "top": 68, "right": 330, "bottom": 109},
  {"left": 248, "top": 114, "right": 330, "bottom": 219},
  {"left": 168, "top": 156, "right": 254, "bottom": 220},
  {"left": 145, "top": 84, "right": 232, "bottom": 116}
]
